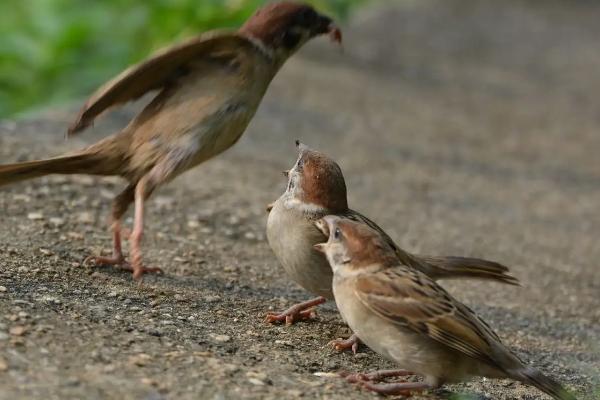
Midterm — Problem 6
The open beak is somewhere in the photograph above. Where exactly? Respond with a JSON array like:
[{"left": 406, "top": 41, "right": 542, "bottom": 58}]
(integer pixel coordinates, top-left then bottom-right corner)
[
  {"left": 295, "top": 139, "right": 312, "bottom": 155},
  {"left": 314, "top": 218, "right": 330, "bottom": 237},
  {"left": 314, "top": 15, "right": 342, "bottom": 44},
  {"left": 313, "top": 243, "right": 326, "bottom": 253},
  {"left": 328, "top": 23, "right": 342, "bottom": 44}
]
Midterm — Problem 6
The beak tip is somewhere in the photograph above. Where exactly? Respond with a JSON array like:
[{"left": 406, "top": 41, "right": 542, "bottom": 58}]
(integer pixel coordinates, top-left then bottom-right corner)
[{"left": 328, "top": 25, "right": 342, "bottom": 44}]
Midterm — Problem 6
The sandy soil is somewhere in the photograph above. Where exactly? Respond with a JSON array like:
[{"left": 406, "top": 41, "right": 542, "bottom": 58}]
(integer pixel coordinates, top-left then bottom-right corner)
[{"left": 0, "top": 1, "right": 598, "bottom": 399}]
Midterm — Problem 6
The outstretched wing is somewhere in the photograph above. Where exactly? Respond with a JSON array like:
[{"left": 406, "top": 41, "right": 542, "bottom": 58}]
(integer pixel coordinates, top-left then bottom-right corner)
[{"left": 68, "top": 30, "right": 254, "bottom": 136}]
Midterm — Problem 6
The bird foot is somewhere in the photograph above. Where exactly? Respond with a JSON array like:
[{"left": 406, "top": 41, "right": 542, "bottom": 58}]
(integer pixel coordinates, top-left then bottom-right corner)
[
  {"left": 339, "top": 370, "right": 427, "bottom": 397},
  {"left": 84, "top": 254, "right": 128, "bottom": 268},
  {"left": 329, "top": 333, "right": 361, "bottom": 354},
  {"left": 359, "top": 381, "right": 430, "bottom": 396},
  {"left": 340, "top": 369, "right": 414, "bottom": 383},
  {"left": 84, "top": 254, "right": 163, "bottom": 280},
  {"left": 265, "top": 296, "right": 327, "bottom": 325}
]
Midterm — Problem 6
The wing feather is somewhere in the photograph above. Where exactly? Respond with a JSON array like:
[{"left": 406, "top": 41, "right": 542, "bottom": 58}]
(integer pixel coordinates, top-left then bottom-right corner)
[
  {"left": 68, "top": 30, "right": 255, "bottom": 136},
  {"left": 354, "top": 269, "right": 502, "bottom": 366}
]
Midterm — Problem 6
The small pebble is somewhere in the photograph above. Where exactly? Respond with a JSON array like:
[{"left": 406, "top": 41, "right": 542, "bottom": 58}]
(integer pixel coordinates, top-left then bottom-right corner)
[
  {"left": 128, "top": 353, "right": 151, "bottom": 367},
  {"left": 140, "top": 377, "right": 158, "bottom": 386},
  {"left": 27, "top": 212, "right": 44, "bottom": 220},
  {"left": 77, "top": 212, "right": 95, "bottom": 224},
  {"left": 49, "top": 217, "right": 65, "bottom": 227},
  {"left": 0, "top": 286, "right": 6, "bottom": 292},
  {"left": 9, "top": 326, "right": 26, "bottom": 336},
  {"left": 211, "top": 334, "right": 231, "bottom": 343},
  {"left": 187, "top": 220, "right": 200, "bottom": 229},
  {"left": 174, "top": 294, "right": 185, "bottom": 302},
  {"left": 39, "top": 248, "right": 53, "bottom": 256}
]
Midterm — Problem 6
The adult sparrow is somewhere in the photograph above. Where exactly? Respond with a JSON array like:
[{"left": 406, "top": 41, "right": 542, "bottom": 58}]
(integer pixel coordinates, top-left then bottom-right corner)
[
  {"left": 0, "top": 2, "right": 341, "bottom": 280},
  {"left": 265, "top": 142, "right": 518, "bottom": 342},
  {"left": 313, "top": 216, "right": 575, "bottom": 400}
]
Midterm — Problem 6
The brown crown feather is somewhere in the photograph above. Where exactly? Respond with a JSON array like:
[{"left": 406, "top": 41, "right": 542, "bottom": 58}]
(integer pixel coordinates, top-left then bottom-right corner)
[
  {"left": 337, "top": 219, "right": 398, "bottom": 268},
  {"left": 297, "top": 147, "right": 348, "bottom": 212},
  {"left": 239, "top": 2, "right": 316, "bottom": 46}
]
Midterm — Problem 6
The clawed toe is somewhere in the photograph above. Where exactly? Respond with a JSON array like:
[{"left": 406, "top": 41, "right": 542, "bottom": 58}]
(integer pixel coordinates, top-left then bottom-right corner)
[
  {"left": 131, "top": 265, "right": 163, "bottom": 280},
  {"left": 84, "top": 254, "right": 127, "bottom": 268},
  {"left": 264, "top": 297, "right": 326, "bottom": 325},
  {"left": 340, "top": 369, "right": 425, "bottom": 396},
  {"left": 265, "top": 308, "right": 316, "bottom": 325},
  {"left": 329, "top": 333, "right": 360, "bottom": 354},
  {"left": 359, "top": 381, "right": 430, "bottom": 396},
  {"left": 83, "top": 254, "right": 162, "bottom": 280}
]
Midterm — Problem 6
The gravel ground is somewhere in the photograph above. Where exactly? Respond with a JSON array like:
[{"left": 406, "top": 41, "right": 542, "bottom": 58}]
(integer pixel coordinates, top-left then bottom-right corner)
[{"left": 0, "top": 1, "right": 599, "bottom": 399}]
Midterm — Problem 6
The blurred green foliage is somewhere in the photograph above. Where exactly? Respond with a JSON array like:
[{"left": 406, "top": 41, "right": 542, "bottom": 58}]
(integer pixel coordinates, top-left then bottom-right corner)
[{"left": 0, "top": 0, "right": 365, "bottom": 118}]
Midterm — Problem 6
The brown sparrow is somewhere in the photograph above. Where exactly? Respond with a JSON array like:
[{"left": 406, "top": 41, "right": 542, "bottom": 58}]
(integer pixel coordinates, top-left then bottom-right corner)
[
  {"left": 0, "top": 2, "right": 341, "bottom": 280},
  {"left": 265, "top": 142, "right": 517, "bottom": 339},
  {"left": 313, "top": 216, "right": 575, "bottom": 400}
]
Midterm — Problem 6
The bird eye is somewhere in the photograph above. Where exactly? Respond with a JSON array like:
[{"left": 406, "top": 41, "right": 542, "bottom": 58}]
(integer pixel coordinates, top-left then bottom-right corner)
[
  {"left": 282, "top": 30, "right": 301, "bottom": 49},
  {"left": 333, "top": 227, "right": 341, "bottom": 240}
]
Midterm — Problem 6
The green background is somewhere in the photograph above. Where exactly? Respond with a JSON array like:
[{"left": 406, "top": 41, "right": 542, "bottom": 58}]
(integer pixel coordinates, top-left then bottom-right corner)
[{"left": 0, "top": 0, "right": 365, "bottom": 118}]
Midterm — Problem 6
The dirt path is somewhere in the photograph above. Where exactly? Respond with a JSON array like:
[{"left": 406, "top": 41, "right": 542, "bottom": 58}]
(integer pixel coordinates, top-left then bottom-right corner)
[{"left": 0, "top": 1, "right": 598, "bottom": 399}]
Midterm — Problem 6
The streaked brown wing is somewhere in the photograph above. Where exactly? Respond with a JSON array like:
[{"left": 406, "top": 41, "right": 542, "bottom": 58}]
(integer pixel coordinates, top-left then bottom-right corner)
[
  {"left": 354, "top": 268, "right": 501, "bottom": 366},
  {"left": 68, "top": 30, "right": 253, "bottom": 136},
  {"left": 416, "top": 255, "right": 519, "bottom": 285}
]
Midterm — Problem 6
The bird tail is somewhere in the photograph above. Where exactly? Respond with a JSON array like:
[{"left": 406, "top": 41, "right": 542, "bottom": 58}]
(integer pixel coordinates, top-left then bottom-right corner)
[
  {"left": 516, "top": 367, "right": 576, "bottom": 400},
  {"left": 0, "top": 152, "right": 116, "bottom": 187},
  {"left": 417, "top": 255, "right": 520, "bottom": 286}
]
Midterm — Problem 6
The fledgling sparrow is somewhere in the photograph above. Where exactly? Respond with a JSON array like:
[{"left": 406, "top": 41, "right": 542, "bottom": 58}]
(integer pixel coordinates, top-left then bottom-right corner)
[
  {"left": 313, "top": 216, "right": 575, "bottom": 400},
  {"left": 0, "top": 2, "right": 341, "bottom": 280},
  {"left": 265, "top": 142, "right": 518, "bottom": 345}
]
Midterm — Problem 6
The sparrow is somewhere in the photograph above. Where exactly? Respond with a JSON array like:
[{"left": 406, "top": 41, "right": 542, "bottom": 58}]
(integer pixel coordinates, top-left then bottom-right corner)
[
  {"left": 265, "top": 141, "right": 518, "bottom": 351},
  {"left": 313, "top": 216, "right": 575, "bottom": 400},
  {"left": 0, "top": 2, "right": 341, "bottom": 280}
]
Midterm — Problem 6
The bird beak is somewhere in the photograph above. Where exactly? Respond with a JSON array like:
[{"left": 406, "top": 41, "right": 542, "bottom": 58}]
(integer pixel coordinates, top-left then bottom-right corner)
[
  {"left": 295, "top": 139, "right": 311, "bottom": 154},
  {"left": 328, "top": 23, "right": 342, "bottom": 45},
  {"left": 314, "top": 218, "right": 330, "bottom": 237},
  {"left": 314, "top": 15, "right": 342, "bottom": 45},
  {"left": 266, "top": 202, "right": 274, "bottom": 212},
  {"left": 313, "top": 243, "right": 326, "bottom": 253},
  {"left": 282, "top": 170, "right": 289, "bottom": 178}
]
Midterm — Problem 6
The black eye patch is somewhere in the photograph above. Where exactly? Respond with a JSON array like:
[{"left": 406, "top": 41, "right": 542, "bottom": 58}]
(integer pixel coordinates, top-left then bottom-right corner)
[
  {"left": 333, "top": 227, "right": 341, "bottom": 240},
  {"left": 282, "top": 30, "right": 301, "bottom": 49}
]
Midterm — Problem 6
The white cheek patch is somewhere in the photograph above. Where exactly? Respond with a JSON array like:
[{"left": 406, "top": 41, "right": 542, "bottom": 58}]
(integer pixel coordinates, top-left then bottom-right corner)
[{"left": 284, "top": 197, "right": 326, "bottom": 214}]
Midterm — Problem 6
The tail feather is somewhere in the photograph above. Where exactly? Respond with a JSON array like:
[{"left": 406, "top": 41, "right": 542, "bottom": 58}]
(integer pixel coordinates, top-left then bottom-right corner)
[
  {"left": 0, "top": 153, "right": 115, "bottom": 187},
  {"left": 416, "top": 255, "right": 520, "bottom": 285},
  {"left": 518, "top": 367, "right": 576, "bottom": 400}
]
